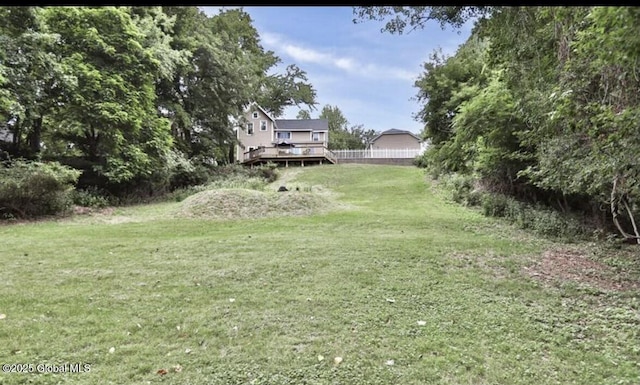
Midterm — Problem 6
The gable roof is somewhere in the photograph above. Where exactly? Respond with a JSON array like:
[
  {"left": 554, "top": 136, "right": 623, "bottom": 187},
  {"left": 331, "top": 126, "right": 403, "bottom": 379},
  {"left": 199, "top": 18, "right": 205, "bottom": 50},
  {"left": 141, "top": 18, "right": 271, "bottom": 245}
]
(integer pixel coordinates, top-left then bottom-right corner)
[
  {"left": 275, "top": 119, "right": 329, "bottom": 132},
  {"left": 371, "top": 128, "right": 421, "bottom": 143},
  {"left": 246, "top": 102, "right": 276, "bottom": 122}
]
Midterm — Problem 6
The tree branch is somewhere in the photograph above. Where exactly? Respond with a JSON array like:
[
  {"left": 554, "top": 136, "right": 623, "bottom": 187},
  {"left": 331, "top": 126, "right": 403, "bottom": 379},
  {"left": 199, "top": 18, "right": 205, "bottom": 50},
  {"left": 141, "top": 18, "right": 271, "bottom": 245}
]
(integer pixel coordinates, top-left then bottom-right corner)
[
  {"left": 622, "top": 197, "right": 640, "bottom": 244},
  {"left": 611, "top": 176, "right": 636, "bottom": 239}
]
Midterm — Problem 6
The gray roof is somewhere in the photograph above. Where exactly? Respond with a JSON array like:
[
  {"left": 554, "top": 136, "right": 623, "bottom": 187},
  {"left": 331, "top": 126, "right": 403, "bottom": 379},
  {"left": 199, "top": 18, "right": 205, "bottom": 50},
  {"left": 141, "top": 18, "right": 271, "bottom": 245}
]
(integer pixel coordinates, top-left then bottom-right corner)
[
  {"left": 371, "top": 128, "right": 421, "bottom": 143},
  {"left": 275, "top": 119, "right": 329, "bottom": 132}
]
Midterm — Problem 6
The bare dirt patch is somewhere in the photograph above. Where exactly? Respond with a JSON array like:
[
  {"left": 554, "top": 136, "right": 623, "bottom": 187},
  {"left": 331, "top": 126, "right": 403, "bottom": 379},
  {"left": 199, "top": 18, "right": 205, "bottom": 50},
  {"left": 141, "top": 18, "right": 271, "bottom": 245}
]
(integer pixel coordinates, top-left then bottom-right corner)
[{"left": 524, "top": 249, "right": 640, "bottom": 292}]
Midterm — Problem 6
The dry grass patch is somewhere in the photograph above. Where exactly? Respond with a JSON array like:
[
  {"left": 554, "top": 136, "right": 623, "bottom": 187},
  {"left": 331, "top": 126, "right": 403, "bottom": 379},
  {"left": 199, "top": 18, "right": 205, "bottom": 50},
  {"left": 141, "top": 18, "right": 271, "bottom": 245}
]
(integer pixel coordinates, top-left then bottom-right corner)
[
  {"left": 174, "top": 188, "right": 339, "bottom": 220},
  {"left": 524, "top": 248, "right": 640, "bottom": 292}
]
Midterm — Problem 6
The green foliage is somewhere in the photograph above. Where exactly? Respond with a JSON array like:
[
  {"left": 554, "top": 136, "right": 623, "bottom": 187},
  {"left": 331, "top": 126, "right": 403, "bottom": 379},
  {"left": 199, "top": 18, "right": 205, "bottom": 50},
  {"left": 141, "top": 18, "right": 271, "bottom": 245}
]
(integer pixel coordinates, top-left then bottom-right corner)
[
  {"left": 0, "top": 6, "right": 74, "bottom": 157},
  {"left": 352, "top": 6, "right": 493, "bottom": 33},
  {"left": 296, "top": 109, "right": 312, "bottom": 119},
  {"left": 250, "top": 162, "right": 279, "bottom": 183},
  {"left": 199, "top": 162, "right": 280, "bottom": 191},
  {"left": 38, "top": 6, "right": 174, "bottom": 183},
  {"left": 0, "top": 6, "right": 318, "bottom": 200},
  {"left": 479, "top": 193, "right": 591, "bottom": 240},
  {"left": 71, "top": 187, "right": 109, "bottom": 208},
  {"left": 164, "top": 184, "right": 210, "bottom": 202},
  {"left": 413, "top": 36, "right": 490, "bottom": 152},
  {"left": 319, "top": 105, "right": 374, "bottom": 150},
  {"left": 257, "top": 64, "right": 318, "bottom": 118},
  {"left": 383, "top": 6, "right": 640, "bottom": 240},
  {"left": 436, "top": 172, "right": 591, "bottom": 240},
  {"left": 0, "top": 159, "right": 80, "bottom": 218},
  {"left": 320, "top": 104, "right": 349, "bottom": 132},
  {"left": 162, "top": 149, "right": 210, "bottom": 190}
]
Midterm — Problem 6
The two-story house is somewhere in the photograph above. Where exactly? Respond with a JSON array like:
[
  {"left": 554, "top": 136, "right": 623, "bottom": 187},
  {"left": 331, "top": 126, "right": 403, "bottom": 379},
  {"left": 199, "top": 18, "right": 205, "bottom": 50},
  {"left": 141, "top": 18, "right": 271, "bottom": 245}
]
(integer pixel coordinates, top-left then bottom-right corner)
[{"left": 235, "top": 103, "right": 336, "bottom": 166}]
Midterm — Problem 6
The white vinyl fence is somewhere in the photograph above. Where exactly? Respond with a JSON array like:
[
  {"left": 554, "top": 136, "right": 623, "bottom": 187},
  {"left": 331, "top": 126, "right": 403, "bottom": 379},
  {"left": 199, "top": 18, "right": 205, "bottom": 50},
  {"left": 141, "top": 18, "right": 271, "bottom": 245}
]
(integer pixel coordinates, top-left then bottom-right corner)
[{"left": 332, "top": 148, "right": 422, "bottom": 159}]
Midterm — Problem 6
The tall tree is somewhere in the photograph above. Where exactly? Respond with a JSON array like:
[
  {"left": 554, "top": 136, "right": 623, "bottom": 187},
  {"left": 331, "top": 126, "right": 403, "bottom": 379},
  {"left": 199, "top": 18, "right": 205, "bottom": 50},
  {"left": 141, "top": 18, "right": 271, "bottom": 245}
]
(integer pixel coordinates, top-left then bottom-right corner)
[
  {"left": 256, "top": 64, "right": 317, "bottom": 117},
  {"left": 361, "top": 5, "right": 640, "bottom": 240},
  {"left": 296, "top": 109, "right": 311, "bottom": 119},
  {"left": 43, "top": 6, "right": 173, "bottom": 183},
  {"left": 319, "top": 104, "right": 371, "bottom": 150},
  {"left": 0, "top": 6, "right": 73, "bottom": 157},
  {"left": 413, "top": 36, "right": 491, "bottom": 174}
]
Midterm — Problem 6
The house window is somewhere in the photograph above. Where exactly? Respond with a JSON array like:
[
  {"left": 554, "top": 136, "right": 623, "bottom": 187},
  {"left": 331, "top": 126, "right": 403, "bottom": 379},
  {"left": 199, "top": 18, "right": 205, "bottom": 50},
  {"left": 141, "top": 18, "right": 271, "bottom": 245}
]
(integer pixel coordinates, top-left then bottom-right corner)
[
  {"left": 312, "top": 132, "right": 320, "bottom": 142},
  {"left": 276, "top": 131, "right": 291, "bottom": 140},
  {"left": 260, "top": 120, "right": 268, "bottom": 131},
  {"left": 252, "top": 111, "right": 259, "bottom": 119},
  {"left": 247, "top": 123, "right": 254, "bottom": 135}
]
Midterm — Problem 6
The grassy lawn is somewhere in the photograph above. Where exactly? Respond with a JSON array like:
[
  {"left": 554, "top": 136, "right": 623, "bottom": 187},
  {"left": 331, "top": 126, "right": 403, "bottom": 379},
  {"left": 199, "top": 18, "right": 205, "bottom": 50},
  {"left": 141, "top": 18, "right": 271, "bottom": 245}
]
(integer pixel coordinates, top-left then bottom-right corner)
[{"left": 0, "top": 164, "right": 638, "bottom": 384}]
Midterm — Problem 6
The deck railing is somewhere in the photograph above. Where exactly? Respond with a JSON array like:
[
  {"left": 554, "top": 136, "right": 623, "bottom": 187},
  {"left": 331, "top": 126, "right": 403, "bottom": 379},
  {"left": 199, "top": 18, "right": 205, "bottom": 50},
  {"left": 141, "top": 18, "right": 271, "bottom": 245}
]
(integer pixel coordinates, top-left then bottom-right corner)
[
  {"left": 242, "top": 146, "right": 423, "bottom": 162},
  {"left": 331, "top": 148, "right": 422, "bottom": 159},
  {"left": 243, "top": 145, "right": 337, "bottom": 163}
]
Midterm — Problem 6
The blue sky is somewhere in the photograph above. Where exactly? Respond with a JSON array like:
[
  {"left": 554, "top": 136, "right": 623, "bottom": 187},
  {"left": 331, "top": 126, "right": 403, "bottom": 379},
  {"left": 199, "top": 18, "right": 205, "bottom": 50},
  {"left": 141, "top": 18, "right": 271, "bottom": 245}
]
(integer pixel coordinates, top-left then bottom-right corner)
[{"left": 201, "top": 7, "right": 473, "bottom": 135}]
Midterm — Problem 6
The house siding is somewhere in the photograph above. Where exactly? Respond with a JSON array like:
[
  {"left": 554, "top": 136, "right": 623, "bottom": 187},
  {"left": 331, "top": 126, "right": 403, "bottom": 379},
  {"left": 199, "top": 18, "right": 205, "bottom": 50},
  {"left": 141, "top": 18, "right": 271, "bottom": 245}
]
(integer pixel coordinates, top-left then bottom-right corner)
[
  {"left": 236, "top": 108, "right": 274, "bottom": 162},
  {"left": 312, "top": 131, "right": 326, "bottom": 143},
  {"left": 371, "top": 134, "right": 421, "bottom": 150},
  {"left": 235, "top": 104, "right": 332, "bottom": 164}
]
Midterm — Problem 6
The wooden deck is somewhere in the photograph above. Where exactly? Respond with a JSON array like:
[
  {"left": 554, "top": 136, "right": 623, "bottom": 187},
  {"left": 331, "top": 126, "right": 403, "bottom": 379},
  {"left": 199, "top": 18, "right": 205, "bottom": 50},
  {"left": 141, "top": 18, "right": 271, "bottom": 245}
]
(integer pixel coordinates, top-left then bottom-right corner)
[{"left": 242, "top": 144, "right": 337, "bottom": 167}]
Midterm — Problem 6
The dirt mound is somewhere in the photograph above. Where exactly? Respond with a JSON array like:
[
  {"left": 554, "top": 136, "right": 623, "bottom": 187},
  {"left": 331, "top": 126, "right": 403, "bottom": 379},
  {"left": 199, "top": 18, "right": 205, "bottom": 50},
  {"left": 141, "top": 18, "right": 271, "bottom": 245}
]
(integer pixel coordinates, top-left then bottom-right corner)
[
  {"left": 174, "top": 188, "right": 335, "bottom": 219},
  {"left": 524, "top": 249, "right": 640, "bottom": 292}
]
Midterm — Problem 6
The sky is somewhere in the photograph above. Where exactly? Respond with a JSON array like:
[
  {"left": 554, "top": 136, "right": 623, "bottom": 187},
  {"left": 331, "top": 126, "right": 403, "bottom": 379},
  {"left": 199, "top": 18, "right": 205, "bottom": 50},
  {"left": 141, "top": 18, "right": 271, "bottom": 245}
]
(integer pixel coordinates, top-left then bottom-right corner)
[{"left": 201, "top": 7, "right": 474, "bottom": 135}]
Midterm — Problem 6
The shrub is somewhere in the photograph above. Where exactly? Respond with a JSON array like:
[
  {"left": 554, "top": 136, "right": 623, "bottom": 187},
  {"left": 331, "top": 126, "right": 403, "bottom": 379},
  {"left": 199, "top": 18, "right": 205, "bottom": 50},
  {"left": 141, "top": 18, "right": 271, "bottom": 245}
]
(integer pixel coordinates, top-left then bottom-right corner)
[
  {"left": 413, "top": 154, "right": 428, "bottom": 168},
  {"left": 437, "top": 172, "right": 592, "bottom": 240},
  {"left": 478, "top": 191, "right": 590, "bottom": 239},
  {"left": 71, "top": 187, "right": 110, "bottom": 208},
  {"left": 0, "top": 159, "right": 81, "bottom": 218},
  {"left": 438, "top": 173, "right": 479, "bottom": 206},
  {"left": 165, "top": 184, "right": 210, "bottom": 202},
  {"left": 480, "top": 193, "right": 510, "bottom": 218},
  {"left": 249, "top": 162, "right": 279, "bottom": 183}
]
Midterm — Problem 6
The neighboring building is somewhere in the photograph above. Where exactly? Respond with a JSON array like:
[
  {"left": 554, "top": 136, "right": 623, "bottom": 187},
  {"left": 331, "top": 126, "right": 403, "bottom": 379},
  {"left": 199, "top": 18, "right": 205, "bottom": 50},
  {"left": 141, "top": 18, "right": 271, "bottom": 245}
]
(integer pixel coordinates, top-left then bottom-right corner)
[
  {"left": 235, "top": 103, "right": 336, "bottom": 166},
  {"left": 0, "top": 128, "right": 13, "bottom": 143},
  {"left": 368, "top": 128, "right": 422, "bottom": 150}
]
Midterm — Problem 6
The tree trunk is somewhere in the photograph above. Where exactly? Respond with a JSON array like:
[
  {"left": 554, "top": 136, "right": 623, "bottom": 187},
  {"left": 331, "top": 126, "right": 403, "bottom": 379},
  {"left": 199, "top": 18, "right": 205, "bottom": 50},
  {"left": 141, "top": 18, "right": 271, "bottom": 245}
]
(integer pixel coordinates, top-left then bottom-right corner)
[
  {"left": 227, "top": 143, "right": 234, "bottom": 164},
  {"left": 622, "top": 198, "right": 640, "bottom": 244},
  {"left": 26, "top": 115, "right": 43, "bottom": 156},
  {"left": 611, "top": 176, "right": 639, "bottom": 241},
  {"left": 11, "top": 115, "right": 21, "bottom": 156}
]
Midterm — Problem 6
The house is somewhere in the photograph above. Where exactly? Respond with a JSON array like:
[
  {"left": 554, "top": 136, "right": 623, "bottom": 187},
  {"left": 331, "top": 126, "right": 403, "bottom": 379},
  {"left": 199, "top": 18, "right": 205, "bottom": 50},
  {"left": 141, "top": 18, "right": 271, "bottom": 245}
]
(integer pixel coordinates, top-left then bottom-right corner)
[
  {"left": 368, "top": 128, "right": 422, "bottom": 150},
  {"left": 235, "top": 103, "right": 336, "bottom": 166},
  {"left": 0, "top": 128, "right": 13, "bottom": 143}
]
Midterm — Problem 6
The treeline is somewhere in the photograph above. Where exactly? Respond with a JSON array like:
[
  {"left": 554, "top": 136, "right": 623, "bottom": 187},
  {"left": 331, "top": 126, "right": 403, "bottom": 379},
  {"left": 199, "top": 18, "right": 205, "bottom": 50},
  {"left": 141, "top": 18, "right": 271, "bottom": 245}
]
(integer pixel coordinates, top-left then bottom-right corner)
[
  {"left": 297, "top": 105, "right": 377, "bottom": 150},
  {"left": 357, "top": 6, "right": 640, "bottom": 242},
  {"left": 0, "top": 6, "right": 316, "bottom": 209}
]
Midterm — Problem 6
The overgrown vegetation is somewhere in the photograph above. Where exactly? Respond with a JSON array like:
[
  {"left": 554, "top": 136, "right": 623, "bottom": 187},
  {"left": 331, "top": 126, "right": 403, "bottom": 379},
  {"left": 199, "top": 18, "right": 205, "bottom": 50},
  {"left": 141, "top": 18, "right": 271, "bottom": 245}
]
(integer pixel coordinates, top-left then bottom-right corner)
[
  {"left": 435, "top": 173, "right": 594, "bottom": 241},
  {"left": 356, "top": 6, "right": 640, "bottom": 244},
  {"left": 0, "top": 6, "right": 316, "bottom": 204},
  {"left": 0, "top": 159, "right": 80, "bottom": 218}
]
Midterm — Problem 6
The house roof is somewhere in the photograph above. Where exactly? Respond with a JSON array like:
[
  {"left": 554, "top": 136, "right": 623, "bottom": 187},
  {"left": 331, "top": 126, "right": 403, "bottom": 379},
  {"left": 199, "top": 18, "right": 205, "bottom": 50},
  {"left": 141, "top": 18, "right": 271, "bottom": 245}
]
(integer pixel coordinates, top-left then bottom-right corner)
[
  {"left": 246, "top": 102, "right": 276, "bottom": 122},
  {"left": 275, "top": 119, "right": 329, "bottom": 132},
  {"left": 371, "top": 128, "right": 421, "bottom": 143}
]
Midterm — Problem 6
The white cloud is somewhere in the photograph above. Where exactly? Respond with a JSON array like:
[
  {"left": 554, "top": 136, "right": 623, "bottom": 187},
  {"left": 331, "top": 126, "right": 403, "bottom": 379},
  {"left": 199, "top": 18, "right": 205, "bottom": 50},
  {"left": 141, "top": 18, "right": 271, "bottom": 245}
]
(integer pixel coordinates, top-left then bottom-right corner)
[
  {"left": 283, "top": 43, "right": 330, "bottom": 64},
  {"left": 334, "top": 58, "right": 355, "bottom": 71},
  {"left": 262, "top": 32, "right": 416, "bottom": 82}
]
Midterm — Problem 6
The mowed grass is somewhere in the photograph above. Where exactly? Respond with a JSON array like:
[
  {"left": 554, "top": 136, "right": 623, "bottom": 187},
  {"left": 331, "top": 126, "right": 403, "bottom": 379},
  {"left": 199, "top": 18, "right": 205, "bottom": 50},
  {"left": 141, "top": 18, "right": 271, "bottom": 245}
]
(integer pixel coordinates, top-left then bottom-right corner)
[{"left": 0, "top": 164, "right": 638, "bottom": 385}]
